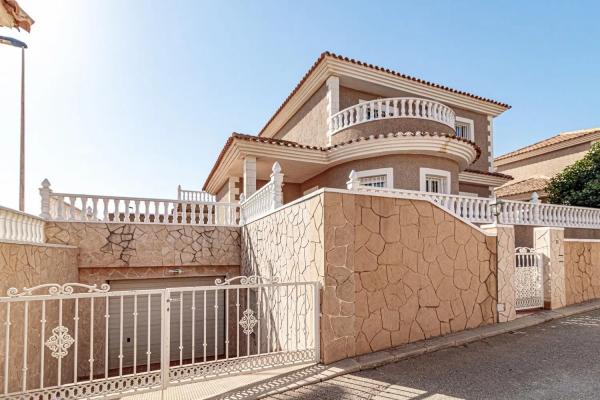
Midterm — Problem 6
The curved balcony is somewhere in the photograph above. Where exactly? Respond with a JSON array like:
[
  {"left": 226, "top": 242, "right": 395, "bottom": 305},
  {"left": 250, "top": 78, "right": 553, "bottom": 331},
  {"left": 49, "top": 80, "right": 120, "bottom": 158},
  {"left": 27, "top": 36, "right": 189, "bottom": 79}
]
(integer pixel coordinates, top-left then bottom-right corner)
[{"left": 328, "top": 97, "right": 456, "bottom": 138}]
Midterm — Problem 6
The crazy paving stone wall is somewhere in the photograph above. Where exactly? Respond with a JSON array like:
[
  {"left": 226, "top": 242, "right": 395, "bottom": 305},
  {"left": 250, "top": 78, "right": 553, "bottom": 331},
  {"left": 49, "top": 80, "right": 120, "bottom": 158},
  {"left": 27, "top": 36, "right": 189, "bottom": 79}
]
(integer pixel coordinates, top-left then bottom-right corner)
[
  {"left": 323, "top": 192, "right": 498, "bottom": 363},
  {"left": 0, "top": 241, "right": 79, "bottom": 392},
  {"left": 44, "top": 222, "right": 240, "bottom": 268},
  {"left": 242, "top": 190, "right": 498, "bottom": 364},
  {"left": 564, "top": 240, "right": 600, "bottom": 305}
]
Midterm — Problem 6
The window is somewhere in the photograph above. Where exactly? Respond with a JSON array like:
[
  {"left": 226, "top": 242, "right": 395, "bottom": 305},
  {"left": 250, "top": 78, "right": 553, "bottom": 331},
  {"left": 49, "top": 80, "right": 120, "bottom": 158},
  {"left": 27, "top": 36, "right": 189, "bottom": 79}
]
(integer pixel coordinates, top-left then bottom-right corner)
[
  {"left": 420, "top": 168, "right": 451, "bottom": 194},
  {"left": 425, "top": 176, "right": 446, "bottom": 193},
  {"left": 360, "top": 175, "right": 387, "bottom": 188},
  {"left": 455, "top": 117, "right": 475, "bottom": 141},
  {"left": 356, "top": 168, "right": 394, "bottom": 189}
]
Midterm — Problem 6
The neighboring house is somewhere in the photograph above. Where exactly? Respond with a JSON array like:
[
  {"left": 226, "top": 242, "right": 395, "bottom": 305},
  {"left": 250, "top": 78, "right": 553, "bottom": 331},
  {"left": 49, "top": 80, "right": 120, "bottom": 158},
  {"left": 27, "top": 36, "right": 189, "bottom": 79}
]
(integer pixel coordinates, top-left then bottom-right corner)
[
  {"left": 203, "top": 52, "right": 512, "bottom": 203},
  {"left": 495, "top": 128, "right": 600, "bottom": 201}
]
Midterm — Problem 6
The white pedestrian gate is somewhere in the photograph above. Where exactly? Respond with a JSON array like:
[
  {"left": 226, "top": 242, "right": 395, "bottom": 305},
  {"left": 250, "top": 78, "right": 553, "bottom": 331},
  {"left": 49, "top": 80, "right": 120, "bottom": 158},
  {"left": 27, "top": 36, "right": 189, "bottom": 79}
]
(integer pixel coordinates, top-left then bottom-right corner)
[
  {"left": 0, "top": 276, "right": 320, "bottom": 400},
  {"left": 514, "top": 247, "right": 544, "bottom": 311}
]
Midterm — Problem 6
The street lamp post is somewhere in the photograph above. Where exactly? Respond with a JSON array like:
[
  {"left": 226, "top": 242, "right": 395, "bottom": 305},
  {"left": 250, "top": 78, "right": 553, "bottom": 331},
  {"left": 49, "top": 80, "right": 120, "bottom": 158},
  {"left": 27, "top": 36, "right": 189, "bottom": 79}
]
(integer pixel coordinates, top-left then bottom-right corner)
[{"left": 0, "top": 35, "right": 27, "bottom": 211}]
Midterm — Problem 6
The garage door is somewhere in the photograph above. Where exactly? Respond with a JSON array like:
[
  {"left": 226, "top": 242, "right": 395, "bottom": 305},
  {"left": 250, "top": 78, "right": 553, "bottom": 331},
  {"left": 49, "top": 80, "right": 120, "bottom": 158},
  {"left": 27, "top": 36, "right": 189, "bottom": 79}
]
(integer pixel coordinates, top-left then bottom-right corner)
[{"left": 107, "top": 276, "right": 225, "bottom": 371}]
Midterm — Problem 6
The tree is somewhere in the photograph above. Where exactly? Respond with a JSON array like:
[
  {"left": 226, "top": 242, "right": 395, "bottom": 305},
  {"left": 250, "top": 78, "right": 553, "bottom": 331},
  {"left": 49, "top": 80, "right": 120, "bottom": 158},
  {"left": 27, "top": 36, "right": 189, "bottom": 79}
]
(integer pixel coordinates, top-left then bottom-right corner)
[{"left": 546, "top": 141, "right": 600, "bottom": 207}]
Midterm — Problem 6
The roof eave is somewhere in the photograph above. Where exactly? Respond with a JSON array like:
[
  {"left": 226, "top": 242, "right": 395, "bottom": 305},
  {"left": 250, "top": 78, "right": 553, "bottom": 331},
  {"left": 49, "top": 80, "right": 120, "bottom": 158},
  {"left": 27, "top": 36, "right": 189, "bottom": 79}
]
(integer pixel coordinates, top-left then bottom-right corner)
[{"left": 259, "top": 52, "right": 511, "bottom": 139}]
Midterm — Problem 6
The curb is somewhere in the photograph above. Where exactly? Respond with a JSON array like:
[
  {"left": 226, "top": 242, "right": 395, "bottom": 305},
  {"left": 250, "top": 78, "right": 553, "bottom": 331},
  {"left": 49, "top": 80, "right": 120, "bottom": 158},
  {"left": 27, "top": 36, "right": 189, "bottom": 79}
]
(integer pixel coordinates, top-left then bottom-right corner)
[{"left": 224, "top": 299, "right": 600, "bottom": 399}]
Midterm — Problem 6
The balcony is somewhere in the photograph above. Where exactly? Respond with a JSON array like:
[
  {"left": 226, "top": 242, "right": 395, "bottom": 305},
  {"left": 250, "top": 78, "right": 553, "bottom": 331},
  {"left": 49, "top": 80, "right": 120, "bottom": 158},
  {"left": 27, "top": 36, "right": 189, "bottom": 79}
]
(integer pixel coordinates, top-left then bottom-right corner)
[{"left": 328, "top": 97, "right": 456, "bottom": 143}]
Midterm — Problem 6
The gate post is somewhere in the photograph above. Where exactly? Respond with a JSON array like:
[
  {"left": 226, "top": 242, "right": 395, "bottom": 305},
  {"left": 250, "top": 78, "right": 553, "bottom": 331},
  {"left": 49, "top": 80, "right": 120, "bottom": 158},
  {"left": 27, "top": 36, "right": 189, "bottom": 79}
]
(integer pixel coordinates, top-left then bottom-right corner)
[
  {"left": 482, "top": 223, "right": 517, "bottom": 322},
  {"left": 534, "top": 227, "right": 566, "bottom": 309},
  {"left": 161, "top": 290, "right": 171, "bottom": 392}
]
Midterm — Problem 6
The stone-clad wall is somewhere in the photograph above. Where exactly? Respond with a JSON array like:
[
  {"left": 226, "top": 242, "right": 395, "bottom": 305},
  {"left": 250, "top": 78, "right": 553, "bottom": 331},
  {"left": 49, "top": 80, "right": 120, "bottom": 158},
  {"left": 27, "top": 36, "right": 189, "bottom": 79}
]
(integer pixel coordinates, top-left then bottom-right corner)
[
  {"left": 242, "top": 190, "right": 498, "bottom": 364},
  {"left": 0, "top": 241, "right": 79, "bottom": 392},
  {"left": 325, "top": 192, "right": 497, "bottom": 362},
  {"left": 241, "top": 194, "right": 324, "bottom": 282},
  {"left": 45, "top": 222, "right": 240, "bottom": 268},
  {"left": 565, "top": 240, "right": 600, "bottom": 305},
  {"left": 241, "top": 194, "right": 325, "bottom": 361}
]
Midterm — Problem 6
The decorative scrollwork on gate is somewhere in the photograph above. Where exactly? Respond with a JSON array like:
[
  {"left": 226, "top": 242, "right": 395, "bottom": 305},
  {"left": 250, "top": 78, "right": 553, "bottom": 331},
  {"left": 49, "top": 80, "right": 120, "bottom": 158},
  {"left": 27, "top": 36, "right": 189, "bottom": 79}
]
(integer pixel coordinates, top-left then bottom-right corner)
[
  {"left": 215, "top": 275, "right": 280, "bottom": 286},
  {"left": 239, "top": 308, "right": 258, "bottom": 335},
  {"left": 7, "top": 282, "right": 111, "bottom": 297},
  {"left": 45, "top": 325, "right": 75, "bottom": 359}
]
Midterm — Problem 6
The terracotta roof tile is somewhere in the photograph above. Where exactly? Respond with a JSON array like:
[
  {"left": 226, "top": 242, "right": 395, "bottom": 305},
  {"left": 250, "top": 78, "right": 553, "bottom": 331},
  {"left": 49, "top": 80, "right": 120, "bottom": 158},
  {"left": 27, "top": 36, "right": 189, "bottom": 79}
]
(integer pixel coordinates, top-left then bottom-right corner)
[
  {"left": 464, "top": 169, "right": 513, "bottom": 180},
  {"left": 258, "top": 51, "right": 511, "bottom": 137},
  {"left": 495, "top": 177, "right": 550, "bottom": 197},
  {"left": 495, "top": 127, "right": 600, "bottom": 161}
]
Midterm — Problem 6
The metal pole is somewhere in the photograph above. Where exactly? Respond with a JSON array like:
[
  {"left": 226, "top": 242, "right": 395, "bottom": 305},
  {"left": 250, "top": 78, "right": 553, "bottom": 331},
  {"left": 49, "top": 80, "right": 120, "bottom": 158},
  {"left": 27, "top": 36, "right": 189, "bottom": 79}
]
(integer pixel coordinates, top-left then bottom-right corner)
[{"left": 19, "top": 47, "right": 25, "bottom": 211}]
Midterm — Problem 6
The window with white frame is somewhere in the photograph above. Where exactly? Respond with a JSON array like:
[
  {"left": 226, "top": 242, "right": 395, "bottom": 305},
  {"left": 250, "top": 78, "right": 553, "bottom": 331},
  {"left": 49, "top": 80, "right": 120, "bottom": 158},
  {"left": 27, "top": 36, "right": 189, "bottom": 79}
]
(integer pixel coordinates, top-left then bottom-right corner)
[
  {"left": 455, "top": 117, "right": 475, "bottom": 141},
  {"left": 420, "top": 168, "right": 451, "bottom": 194},
  {"left": 356, "top": 168, "right": 394, "bottom": 189}
]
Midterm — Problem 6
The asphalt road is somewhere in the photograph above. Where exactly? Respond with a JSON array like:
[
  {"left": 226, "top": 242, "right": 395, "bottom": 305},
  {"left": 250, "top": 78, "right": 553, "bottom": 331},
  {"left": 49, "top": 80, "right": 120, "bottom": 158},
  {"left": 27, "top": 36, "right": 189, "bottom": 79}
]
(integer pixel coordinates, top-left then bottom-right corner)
[{"left": 266, "top": 309, "right": 600, "bottom": 400}]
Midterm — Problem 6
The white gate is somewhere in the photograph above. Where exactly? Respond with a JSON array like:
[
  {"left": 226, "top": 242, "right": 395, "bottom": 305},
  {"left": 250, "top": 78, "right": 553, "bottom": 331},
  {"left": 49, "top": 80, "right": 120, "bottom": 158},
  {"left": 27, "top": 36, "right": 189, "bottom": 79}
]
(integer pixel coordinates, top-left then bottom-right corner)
[
  {"left": 515, "top": 247, "right": 544, "bottom": 311},
  {"left": 0, "top": 277, "right": 320, "bottom": 400}
]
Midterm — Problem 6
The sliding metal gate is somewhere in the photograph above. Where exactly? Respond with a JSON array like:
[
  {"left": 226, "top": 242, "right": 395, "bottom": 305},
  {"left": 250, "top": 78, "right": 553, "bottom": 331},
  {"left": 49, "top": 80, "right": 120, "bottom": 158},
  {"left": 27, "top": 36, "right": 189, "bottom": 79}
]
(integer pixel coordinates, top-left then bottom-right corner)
[
  {"left": 515, "top": 247, "right": 544, "bottom": 311},
  {"left": 0, "top": 276, "right": 320, "bottom": 400}
]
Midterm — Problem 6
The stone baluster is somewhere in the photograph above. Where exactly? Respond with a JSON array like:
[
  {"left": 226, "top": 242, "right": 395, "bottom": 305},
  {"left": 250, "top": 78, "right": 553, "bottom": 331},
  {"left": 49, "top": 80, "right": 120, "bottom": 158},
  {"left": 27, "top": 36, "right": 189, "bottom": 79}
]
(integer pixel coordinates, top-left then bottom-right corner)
[{"left": 133, "top": 200, "right": 141, "bottom": 222}]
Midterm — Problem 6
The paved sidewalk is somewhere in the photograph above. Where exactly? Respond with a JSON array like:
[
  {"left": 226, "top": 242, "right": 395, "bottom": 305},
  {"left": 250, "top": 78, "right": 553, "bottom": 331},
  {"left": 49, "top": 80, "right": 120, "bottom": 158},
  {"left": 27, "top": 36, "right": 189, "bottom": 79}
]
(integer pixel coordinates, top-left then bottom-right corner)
[{"left": 215, "top": 299, "right": 600, "bottom": 399}]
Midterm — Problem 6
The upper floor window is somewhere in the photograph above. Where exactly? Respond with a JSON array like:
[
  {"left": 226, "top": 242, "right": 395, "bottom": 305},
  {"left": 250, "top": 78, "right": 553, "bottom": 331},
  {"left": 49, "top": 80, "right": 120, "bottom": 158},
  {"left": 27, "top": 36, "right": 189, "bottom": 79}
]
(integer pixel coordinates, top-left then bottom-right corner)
[
  {"left": 356, "top": 168, "right": 393, "bottom": 189},
  {"left": 455, "top": 117, "right": 475, "bottom": 141},
  {"left": 420, "top": 168, "right": 451, "bottom": 194}
]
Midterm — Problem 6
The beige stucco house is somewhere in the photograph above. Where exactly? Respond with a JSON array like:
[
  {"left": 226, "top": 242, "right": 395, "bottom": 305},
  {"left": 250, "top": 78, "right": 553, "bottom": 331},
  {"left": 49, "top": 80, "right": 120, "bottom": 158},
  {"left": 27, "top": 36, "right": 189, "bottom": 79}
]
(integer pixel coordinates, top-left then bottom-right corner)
[
  {"left": 2, "top": 52, "right": 600, "bottom": 400},
  {"left": 495, "top": 127, "right": 600, "bottom": 201},
  {"left": 203, "top": 52, "right": 513, "bottom": 204}
]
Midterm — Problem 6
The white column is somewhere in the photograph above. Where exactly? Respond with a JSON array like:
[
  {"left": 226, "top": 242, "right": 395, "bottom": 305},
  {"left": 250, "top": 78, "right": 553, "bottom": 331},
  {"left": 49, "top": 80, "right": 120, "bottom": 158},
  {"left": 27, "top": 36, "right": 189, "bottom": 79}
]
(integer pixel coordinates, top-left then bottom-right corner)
[
  {"left": 487, "top": 115, "right": 494, "bottom": 172},
  {"left": 326, "top": 76, "right": 340, "bottom": 116},
  {"left": 243, "top": 156, "right": 257, "bottom": 197},
  {"left": 326, "top": 76, "right": 340, "bottom": 144}
]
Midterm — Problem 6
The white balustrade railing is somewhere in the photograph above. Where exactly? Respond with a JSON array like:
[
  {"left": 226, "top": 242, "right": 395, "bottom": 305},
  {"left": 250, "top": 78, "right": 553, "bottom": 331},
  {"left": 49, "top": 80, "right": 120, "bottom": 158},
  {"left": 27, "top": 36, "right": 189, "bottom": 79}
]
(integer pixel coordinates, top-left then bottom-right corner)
[
  {"left": 177, "top": 185, "right": 216, "bottom": 202},
  {"left": 40, "top": 180, "right": 239, "bottom": 226},
  {"left": 0, "top": 206, "right": 45, "bottom": 244},
  {"left": 240, "top": 162, "right": 284, "bottom": 223},
  {"left": 328, "top": 97, "right": 456, "bottom": 136},
  {"left": 346, "top": 171, "right": 600, "bottom": 229}
]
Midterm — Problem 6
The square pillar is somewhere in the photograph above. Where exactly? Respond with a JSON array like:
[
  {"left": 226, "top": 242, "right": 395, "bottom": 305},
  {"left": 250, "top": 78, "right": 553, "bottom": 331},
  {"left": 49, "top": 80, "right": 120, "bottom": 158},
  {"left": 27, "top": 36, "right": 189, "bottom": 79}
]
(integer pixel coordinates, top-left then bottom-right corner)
[
  {"left": 243, "top": 156, "right": 256, "bottom": 197},
  {"left": 482, "top": 224, "right": 516, "bottom": 322},
  {"left": 534, "top": 227, "right": 566, "bottom": 309},
  {"left": 227, "top": 177, "right": 240, "bottom": 202}
]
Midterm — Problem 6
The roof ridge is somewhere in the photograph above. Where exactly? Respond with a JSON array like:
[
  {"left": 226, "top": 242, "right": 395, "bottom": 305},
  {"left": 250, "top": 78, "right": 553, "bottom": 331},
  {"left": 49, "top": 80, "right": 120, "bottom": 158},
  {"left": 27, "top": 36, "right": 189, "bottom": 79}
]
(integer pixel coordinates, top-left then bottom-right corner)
[
  {"left": 258, "top": 51, "right": 511, "bottom": 137},
  {"left": 496, "top": 128, "right": 600, "bottom": 161}
]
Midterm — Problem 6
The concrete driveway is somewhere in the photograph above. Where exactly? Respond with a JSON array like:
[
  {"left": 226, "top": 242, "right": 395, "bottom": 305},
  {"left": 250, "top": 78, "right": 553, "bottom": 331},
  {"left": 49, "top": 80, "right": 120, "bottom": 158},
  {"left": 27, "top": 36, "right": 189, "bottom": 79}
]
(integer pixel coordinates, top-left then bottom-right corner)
[{"left": 265, "top": 309, "right": 600, "bottom": 400}]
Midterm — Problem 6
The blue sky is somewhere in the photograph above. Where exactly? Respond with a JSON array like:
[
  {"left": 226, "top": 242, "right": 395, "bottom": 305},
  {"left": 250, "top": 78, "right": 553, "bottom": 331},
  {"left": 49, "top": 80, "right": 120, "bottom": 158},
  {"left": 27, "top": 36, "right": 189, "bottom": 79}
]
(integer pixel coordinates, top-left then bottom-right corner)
[{"left": 0, "top": 0, "right": 599, "bottom": 213}]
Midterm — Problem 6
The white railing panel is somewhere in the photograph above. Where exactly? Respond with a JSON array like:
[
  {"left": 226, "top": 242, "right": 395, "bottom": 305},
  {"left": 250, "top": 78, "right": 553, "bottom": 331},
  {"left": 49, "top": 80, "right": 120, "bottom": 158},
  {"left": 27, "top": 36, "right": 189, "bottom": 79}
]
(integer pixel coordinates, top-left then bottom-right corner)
[
  {"left": 44, "top": 193, "right": 239, "bottom": 226},
  {"left": 0, "top": 283, "right": 165, "bottom": 400},
  {"left": 0, "top": 277, "right": 319, "bottom": 399},
  {"left": 328, "top": 97, "right": 456, "bottom": 137},
  {"left": 348, "top": 181, "right": 600, "bottom": 229},
  {"left": 0, "top": 206, "right": 45, "bottom": 244},
  {"left": 177, "top": 186, "right": 216, "bottom": 203},
  {"left": 240, "top": 162, "right": 284, "bottom": 223}
]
